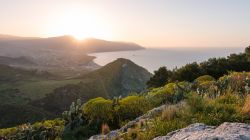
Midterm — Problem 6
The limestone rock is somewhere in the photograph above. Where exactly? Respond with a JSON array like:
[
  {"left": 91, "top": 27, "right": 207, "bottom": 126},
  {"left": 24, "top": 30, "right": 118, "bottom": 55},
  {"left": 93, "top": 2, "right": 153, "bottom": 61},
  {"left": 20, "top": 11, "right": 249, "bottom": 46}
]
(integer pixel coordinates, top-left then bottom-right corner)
[{"left": 153, "top": 122, "right": 250, "bottom": 140}]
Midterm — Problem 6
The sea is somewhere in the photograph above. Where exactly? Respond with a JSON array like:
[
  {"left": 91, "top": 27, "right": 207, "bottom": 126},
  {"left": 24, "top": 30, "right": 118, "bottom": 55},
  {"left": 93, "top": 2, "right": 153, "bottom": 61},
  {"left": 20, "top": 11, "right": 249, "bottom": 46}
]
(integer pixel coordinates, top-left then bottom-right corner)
[{"left": 89, "top": 47, "right": 245, "bottom": 73}]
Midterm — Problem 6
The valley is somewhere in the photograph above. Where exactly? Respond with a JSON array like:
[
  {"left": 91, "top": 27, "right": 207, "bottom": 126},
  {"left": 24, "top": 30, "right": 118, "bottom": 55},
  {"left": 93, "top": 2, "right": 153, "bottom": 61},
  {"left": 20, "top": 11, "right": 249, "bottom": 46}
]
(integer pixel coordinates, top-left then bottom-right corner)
[{"left": 0, "top": 35, "right": 148, "bottom": 129}]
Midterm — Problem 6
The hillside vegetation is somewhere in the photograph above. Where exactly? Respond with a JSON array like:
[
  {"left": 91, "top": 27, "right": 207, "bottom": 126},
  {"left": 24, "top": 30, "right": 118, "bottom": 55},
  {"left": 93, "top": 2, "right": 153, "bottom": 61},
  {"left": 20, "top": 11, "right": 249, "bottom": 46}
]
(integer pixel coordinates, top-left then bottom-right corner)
[
  {"left": 0, "top": 58, "right": 151, "bottom": 128},
  {"left": 1, "top": 71, "right": 249, "bottom": 140},
  {"left": 30, "top": 58, "right": 152, "bottom": 115}
]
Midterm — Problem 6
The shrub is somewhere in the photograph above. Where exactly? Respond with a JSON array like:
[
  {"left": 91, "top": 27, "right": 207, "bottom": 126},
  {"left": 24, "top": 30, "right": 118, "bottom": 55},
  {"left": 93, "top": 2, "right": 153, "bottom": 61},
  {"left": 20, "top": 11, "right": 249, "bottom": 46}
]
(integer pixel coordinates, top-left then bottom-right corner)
[
  {"left": 218, "top": 72, "right": 250, "bottom": 95},
  {"left": 189, "top": 93, "right": 245, "bottom": 126},
  {"left": 194, "top": 75, "right": 215, "bottom": 85},
  {"left": 83, "top": 97, "right": 114, "bottom": 123},
  {"left": 186, "top": 92, "right": 206, "bottom": 113},
  {"left": 147, "top": 85, "right": 174, "bottom": 107},
  {"left": 118, "top": 96, "right": 150, "bottom": 121},
  {"left": 0, "top": 119, "right": 64, "bottom": 140}
]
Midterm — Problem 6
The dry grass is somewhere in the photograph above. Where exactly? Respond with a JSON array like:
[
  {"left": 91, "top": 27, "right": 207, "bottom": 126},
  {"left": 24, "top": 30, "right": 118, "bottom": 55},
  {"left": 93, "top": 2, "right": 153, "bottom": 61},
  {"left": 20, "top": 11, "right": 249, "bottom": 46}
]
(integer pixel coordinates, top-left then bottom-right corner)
[
  {"left": 101, "top": 123, "right": 110, "bottom": 135},
  {"left": 162, "top": 105, "right": 178, "bottom": 121},
  {"left": 242, "top": 95, "right": 250, "bottom": 116},
  {"left": 161, "top": 102, "right": 186, "bottom": 121}
]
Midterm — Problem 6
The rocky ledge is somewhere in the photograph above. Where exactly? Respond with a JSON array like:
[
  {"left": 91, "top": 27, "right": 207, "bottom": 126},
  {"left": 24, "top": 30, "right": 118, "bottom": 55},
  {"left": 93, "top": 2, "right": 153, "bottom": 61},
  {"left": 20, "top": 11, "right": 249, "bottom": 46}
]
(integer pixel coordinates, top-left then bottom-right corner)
[{"left": 154, "top": 122, "right": 250, "bottom": 140}]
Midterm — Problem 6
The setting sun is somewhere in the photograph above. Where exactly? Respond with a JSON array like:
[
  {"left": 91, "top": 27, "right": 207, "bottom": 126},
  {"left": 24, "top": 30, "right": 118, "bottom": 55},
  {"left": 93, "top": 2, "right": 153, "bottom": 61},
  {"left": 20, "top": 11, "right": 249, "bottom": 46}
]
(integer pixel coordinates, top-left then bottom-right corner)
[{"left": 46, "top": 7, "right": 114, "bottom": 40}]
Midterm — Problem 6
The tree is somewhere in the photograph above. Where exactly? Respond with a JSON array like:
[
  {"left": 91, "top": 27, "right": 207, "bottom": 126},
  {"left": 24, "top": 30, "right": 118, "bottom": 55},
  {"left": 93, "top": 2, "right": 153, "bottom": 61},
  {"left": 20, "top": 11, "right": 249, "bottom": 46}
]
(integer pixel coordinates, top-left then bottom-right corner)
[
  {"left": 147, "top": 66, "right": 172, "bottom": 88},
  {"left": 174, "top": 62, "right": 204, "bottom": 82},
  {"left": 200, "top": 58, "right": 229, "bottom": 79},
  {"left": 245, "top": 46, "right": 250, "bottom": 61}
]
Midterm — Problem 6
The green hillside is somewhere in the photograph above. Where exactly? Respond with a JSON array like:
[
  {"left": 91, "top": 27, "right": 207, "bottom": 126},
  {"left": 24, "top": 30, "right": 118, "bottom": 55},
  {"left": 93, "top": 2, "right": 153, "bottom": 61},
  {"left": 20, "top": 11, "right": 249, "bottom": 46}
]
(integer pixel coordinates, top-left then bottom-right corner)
[
  {"left": 0, "top": 58, "right": 151, "bottom": 127},
  {"left": 0, "top": 64, "right": 54, "bottom": 83},
  {"left": 0, "top": 65, "right": 82, "bottom": 104},
  {"left": 0, "top": 104, "right": 56, "bottom": 128},
  {"left": 80, "top": 58, "right": 152, "bottom": 97},
  {"left": 30, "top": 58, "right": 152, "bottom": 115}
]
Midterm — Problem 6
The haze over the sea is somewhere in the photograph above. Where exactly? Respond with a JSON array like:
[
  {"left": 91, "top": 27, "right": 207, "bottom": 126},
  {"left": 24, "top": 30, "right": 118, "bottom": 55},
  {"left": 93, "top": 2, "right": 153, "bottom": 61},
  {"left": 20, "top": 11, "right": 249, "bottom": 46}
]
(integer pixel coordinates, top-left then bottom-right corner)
[{"left": 90, "top": 47, "right": 245, "bottom": 72}]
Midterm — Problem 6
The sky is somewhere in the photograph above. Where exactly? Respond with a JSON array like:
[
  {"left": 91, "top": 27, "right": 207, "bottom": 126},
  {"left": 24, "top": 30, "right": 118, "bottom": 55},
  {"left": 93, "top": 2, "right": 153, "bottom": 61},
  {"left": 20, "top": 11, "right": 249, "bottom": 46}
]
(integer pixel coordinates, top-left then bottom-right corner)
[{"left": 0, "top": 0, "right": 250, "bottom": 47}]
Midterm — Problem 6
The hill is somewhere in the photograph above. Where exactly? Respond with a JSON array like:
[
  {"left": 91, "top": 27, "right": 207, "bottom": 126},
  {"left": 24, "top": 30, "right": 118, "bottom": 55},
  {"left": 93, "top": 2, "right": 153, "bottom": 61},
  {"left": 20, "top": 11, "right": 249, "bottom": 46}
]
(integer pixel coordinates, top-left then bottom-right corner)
[
  {"left": 30, "top": 58, "right": 152, "bottom": 114},
  {"left": 82, "top": 38, "right": 144, "bottom": 53},
  {"left": 81, "top": 58, "right": 152, "bottom": 97}
]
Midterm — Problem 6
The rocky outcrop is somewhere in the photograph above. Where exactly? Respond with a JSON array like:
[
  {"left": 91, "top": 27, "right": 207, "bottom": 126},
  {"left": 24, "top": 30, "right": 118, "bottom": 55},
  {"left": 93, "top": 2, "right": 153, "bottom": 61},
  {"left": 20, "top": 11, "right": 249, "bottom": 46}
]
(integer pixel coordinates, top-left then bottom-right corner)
[
  {"left": 153, "top": 122, "right": 250, "bottom": 140},
  {"left": 89, "top": 101, "right": 250, "bottom": 140},
  {"left": 89, "top": 104, "right": 167, "bottom": 140}
]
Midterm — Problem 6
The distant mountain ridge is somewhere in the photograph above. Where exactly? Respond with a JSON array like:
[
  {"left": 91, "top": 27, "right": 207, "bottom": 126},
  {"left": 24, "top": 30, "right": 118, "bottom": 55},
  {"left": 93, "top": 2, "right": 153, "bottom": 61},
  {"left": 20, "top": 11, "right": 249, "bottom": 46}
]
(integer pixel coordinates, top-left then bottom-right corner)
[
  {"left": 0, "top": 34, "right": 39, "bottom": 41},
  {"left": 0, "top": 34, "right": 144, "bottom": 53}
]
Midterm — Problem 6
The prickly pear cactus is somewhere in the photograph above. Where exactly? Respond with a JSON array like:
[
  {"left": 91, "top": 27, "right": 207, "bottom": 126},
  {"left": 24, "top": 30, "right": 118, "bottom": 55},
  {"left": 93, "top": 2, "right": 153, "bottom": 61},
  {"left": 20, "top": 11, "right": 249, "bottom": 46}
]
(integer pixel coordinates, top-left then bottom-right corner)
[{"left": 62, "top": 99, "right": 84, "bottom": 131}]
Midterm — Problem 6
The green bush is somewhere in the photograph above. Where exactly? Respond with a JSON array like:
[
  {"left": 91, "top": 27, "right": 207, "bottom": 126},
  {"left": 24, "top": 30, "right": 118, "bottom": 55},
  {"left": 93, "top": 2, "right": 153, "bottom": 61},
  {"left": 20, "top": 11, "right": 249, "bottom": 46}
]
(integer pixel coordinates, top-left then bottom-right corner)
[
  {"left": 117, "top": 96, "right": 151, "bottom": 121},
  {"left": 83, "top": 97, "right": 113, "bottom": 123},
  {"left": 194, "top": 75, "right": 215, "bottom": 85}
]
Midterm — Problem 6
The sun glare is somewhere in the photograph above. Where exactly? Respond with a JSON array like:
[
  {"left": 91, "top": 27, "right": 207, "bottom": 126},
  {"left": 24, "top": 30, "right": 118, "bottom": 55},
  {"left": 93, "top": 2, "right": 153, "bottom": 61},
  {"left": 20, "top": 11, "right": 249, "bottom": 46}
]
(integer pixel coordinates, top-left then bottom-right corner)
[{"left": 46, "top": 7, "right": 114, "bottom": 40}]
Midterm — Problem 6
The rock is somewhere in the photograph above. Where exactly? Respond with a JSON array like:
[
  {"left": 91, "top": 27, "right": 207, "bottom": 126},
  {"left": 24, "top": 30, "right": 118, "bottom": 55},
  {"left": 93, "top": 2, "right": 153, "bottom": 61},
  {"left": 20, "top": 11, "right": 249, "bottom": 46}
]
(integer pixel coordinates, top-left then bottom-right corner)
[
  {"left": 119, "top": 104, "right": 167, "bottom": 132},
  {"left": 89, "top": 104, "right": 168, "bottom": 139},
  {"left": 89, "top": 134, "right": 106, "bottom": 140},
  {"left": 106, "top": 131, "right": 120, "bottom": 139},
  {"left": 153, "top": 122, "right": 250, "bottom": 140},
  {"left": 89, "top": 130, "right": 120, "bottom": 140}
]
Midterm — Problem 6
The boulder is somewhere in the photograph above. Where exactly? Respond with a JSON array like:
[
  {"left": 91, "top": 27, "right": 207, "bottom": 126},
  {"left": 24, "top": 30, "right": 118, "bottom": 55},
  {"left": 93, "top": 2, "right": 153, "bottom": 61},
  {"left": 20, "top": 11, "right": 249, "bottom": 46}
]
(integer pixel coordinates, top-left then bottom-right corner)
[{"left": 153, "top": 122, "right": 250, "bottom": 140}]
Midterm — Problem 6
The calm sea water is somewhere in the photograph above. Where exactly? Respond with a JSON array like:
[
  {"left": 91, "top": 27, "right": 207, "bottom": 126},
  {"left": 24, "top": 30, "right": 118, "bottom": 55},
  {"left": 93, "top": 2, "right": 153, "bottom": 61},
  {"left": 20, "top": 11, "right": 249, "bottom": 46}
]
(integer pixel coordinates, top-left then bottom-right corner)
[{"left": 89, "top": 47, "right": 245, "bottom": 73}]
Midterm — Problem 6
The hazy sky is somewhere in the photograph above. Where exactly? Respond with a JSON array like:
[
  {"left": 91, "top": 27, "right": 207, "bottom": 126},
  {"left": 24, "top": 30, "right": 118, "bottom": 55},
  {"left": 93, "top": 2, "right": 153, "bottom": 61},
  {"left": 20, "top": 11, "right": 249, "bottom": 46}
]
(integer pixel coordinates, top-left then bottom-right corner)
[{"left": 0, "top": 0, "right": 250, "bottom": 47}]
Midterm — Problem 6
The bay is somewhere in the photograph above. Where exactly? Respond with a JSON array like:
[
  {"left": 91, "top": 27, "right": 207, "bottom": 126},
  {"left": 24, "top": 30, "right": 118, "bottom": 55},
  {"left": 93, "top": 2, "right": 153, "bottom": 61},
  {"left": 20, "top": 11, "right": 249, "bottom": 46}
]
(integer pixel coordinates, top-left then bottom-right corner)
[{"left": 89, "top": 47, "right": 245, "bottom": 73}]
